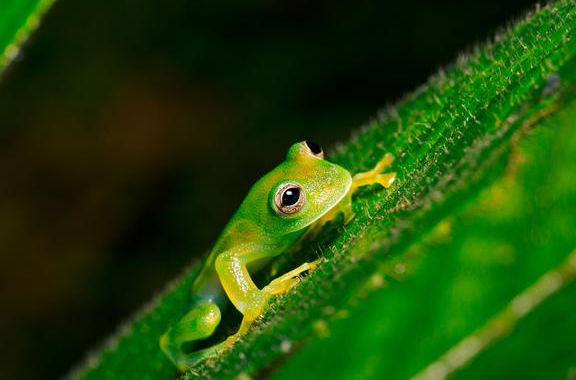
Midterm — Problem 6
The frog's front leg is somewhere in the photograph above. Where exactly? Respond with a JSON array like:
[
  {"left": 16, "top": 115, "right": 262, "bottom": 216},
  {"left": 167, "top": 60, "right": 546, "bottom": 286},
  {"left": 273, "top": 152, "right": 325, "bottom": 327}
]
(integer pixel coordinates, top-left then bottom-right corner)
[
  {"left": 215, "top": 246, "right": 319, "bottom": 339},
  {"left": 263, "top": 258, "right": 323, "bottom": 295},
  {"left": 315, "top": 152, "right": 397, "bottom": 227}
]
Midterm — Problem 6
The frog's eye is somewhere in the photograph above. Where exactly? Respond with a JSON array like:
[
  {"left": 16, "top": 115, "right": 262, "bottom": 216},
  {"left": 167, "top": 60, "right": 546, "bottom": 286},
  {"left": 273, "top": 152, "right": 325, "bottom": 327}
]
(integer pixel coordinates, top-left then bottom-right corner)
[
  {"left": 304, "top": 140, "right": 324, "bottom": 159},
  {"left": 273, "top": 182, "right": 306, "bottom": 216}
]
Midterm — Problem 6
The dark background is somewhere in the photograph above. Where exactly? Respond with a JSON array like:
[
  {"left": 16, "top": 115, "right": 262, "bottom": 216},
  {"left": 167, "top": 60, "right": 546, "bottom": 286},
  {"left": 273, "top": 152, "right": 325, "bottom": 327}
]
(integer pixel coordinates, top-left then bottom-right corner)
[{"left": 0, "top": 1, "right": 538, "bottom": 379}]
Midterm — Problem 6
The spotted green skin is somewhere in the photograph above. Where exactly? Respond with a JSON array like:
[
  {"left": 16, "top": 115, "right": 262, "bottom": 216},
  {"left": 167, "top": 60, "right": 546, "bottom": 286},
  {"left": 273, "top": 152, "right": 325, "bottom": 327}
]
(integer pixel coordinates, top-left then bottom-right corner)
[{"left": 159, "top": 141, "right": 394, "bottom": 371}]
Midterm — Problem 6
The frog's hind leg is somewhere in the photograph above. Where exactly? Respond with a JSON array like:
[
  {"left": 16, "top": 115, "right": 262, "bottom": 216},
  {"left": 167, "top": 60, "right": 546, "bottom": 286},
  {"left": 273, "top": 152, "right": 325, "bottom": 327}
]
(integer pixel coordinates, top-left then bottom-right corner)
[{"left": 160, "top": 301, "right": 222, "bottom": 371}]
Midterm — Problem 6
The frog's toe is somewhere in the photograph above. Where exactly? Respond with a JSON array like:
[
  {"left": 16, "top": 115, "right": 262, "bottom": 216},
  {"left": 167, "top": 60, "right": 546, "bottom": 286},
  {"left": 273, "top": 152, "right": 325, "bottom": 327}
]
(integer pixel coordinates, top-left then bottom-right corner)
[
  {"left": 376, "top": 172, "right": 397, "bottom": 188},
  {"left": 264, "top": 277, "right": 300, "bottom": 295}
]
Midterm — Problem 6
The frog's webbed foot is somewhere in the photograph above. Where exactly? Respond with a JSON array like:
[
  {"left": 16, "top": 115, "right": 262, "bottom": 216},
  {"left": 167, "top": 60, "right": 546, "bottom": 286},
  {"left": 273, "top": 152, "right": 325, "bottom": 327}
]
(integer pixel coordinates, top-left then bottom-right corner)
[
  {"left": 263, "top": 258, "right": 323, "bottom": 295},
  {"left": 351, "top": 152, "right": 396, "bottom": 193},
  {"left": 308, "top": 153, "right": 396, "bottom": 233},
  {"left": 320, "top": 152, "right": 397, "bottom": 226},
  {"left": 252, "top": 260, "right": 323, "bottom": 319},
  {"left": 223, "top": 258, "right": 323, "bottom": 344}
]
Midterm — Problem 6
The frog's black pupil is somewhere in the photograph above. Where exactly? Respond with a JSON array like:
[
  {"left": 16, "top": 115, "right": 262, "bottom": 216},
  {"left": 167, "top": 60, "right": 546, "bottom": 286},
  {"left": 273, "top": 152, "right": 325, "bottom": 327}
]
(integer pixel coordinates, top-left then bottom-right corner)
[
  {"left": 282, "top": 187, "right": 300, "bottom": 206},
  {"left": 305, "top": 140, "right": 322, "bottom": 155}
]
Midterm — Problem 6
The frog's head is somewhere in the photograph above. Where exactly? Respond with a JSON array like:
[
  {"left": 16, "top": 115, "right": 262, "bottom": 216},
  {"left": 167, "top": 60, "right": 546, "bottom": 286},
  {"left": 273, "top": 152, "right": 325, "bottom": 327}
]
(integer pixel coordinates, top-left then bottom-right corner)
[{"left": 238, "top": 141, "right": 352, "bottom": 237}]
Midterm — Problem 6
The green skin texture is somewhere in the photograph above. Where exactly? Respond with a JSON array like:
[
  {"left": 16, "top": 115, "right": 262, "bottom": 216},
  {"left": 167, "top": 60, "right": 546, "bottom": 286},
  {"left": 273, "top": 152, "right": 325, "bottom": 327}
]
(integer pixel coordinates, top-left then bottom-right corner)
[{"left": 160, "top": 141, "right": 393, "bottom": 371}]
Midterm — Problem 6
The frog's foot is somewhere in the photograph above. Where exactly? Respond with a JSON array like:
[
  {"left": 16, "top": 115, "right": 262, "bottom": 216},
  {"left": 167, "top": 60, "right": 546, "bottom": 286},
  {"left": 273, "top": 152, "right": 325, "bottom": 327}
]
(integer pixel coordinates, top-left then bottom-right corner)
[
  {"left": 221, "top": 259, "right": 324, "bottom": 355},
  {"left": 223, "top": 258, "right": 323, "bottom": 346},
  {"left": 168, "top": 342, "right": 226, "bottom": 371},
  {"left": 159, "top": 301, "right": 222, "bottom": 371},
  {"left": 222, "top": 311, "right": 262, "bottom": 347},
  {"left": 310, "top": 154, "right": 395, "bottom": 230},
  {"left": 263, "top": 258, "right": 323, "bottom": 295},
  {"left": 351, "top": 152, "right": 396, "bottom": 193},
  {"left": 223, "top": 330, "right": 243, "bottom": 348}
]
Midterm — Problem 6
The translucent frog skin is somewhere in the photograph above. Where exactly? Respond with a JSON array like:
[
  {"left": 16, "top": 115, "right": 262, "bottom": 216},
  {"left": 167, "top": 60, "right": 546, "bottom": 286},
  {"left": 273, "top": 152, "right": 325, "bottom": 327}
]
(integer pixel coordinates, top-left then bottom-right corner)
[{"left": 160, "top": 141, "right": 396, "bottom": 371}]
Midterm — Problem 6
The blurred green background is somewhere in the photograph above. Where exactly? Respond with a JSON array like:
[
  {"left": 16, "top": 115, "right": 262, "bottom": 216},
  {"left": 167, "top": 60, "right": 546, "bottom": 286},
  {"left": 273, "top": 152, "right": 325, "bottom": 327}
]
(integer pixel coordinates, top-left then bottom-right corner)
[{"left": 0, "top": 1, "right": 541, "bottom": 379}]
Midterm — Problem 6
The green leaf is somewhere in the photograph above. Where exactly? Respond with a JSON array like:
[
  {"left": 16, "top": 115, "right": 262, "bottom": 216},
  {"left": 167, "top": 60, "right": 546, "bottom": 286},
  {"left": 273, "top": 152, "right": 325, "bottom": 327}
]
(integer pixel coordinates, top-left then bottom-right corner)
[
  {"left": 0, "top": 0, "right": 56, "bottom": 75},
  {"left": 272, "top": 100, "right": 576, "bottom": 380},
  {"left": 65, "top": 2, "right": 576, "bottom": 380}
]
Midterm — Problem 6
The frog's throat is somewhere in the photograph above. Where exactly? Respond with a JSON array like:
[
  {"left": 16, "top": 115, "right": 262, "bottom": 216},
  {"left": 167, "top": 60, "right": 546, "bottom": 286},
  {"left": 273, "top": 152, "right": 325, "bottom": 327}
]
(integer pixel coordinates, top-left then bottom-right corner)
[{"left": 305, "top": 175, "right": 352, "bottom": 228}]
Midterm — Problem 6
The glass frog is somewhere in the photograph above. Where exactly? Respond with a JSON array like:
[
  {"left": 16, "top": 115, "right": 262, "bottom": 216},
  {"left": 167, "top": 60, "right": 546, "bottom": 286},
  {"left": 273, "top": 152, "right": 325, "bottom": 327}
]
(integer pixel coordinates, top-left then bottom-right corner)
[{"left": 160, "top": 141, "right": 396, "bottom": 371}]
